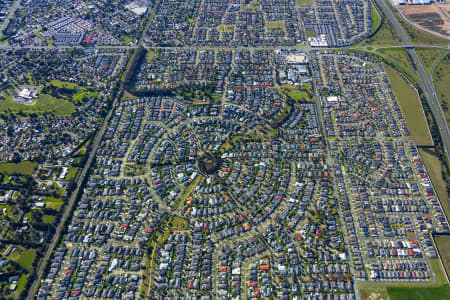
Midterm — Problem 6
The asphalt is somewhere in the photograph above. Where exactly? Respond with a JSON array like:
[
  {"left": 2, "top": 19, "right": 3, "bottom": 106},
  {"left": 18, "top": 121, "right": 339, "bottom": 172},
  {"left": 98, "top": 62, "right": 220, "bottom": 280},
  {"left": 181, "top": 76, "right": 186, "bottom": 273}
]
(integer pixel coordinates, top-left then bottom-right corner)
[
  {"left": 18, "top": 0, "right": 450, "bottom": 297},
  {"left": 374, "top": 0, "right": 450, "bottom": 162},
  {"left": 25, "top": 1, "right": 162, "bottom": 297}
]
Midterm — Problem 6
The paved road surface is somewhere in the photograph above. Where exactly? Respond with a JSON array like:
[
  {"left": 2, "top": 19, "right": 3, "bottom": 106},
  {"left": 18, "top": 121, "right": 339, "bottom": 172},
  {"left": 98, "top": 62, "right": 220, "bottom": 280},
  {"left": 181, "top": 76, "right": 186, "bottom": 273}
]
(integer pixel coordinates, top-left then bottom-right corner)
[
  {"left": 374, "top": 0, "right": 450, "bottom": 162},
  {"left": 25, "top": 1, "right": 162, "bottom": 297}
]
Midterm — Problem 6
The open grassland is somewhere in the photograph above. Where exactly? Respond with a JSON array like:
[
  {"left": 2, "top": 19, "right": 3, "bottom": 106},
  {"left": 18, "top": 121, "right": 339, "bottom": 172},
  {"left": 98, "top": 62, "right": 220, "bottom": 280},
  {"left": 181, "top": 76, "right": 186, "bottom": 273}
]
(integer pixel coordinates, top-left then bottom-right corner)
[
  {"left": 44, "top": 197, "right": 64, "bottom": 211},
  {"left": 388, "top": 284, "right": 450, "bottom": 300},
  {"left": 8, "top": 247, "right": 37, "bottom": 272},
  {"left": 11, "top": 274, "right": 27, "bottom": 299},
  {"left": 359, "top": 259, "right": 449, "bottom": 300},
  {"left": 281, "top": 83, "right": 314, "bottom": 103},
  {"left": 48, "top": 80, "right": 97, "bottom": 103},
  {"left": 47, "top": 80, "right": 78, "bottom": 89},
  {"left": 0, "top": 161, "right": 38, "bottom": 176},
  {"left": 377, "top": 48, "right": 417, "bottom": 77},
  {"left": 42, "top": 215, "right": 55, "bottom": 224},
  {"left": 287, "top": 89, "right": 312, "bottom": 102},
  {"left": 372, "top": 3, "right": 382, "bottom": 33},
  {"left": 359, "top": 284, "right": 389, "bottom": 300},
  {"left": 245, "top": 0, "right": 259, "bottom": 10},
  {"left": 0, "top": 93, "right": 75, "bottom": 116},
  {"left": 297, "top": 0, "right": 313, "bottom": 5},
  {"left": 65, "top": 167, "right": 79, "bottom": 181},
  {"left": 266, "top": 21, "right": 285, "bottom": 31},
  {"left": 358, "top": 14, "right": 401, "bottom": 46},
  {"left": 416, "top": 48, "right": 447, "bottom": 76},
  {"left": 218, "top": 25, "right": 234, "bottom": 32},
  {"left": 433, "top": 53, "right": 450, "bottom": 129},
  {"left": 435, "top": 235, "right": 450, "bottom": 280},
  {"left": 419, "top": 148, "right": 449, "bottom": 220},
  {"left": 72, "top": 89, "right": 98, "bottom": 102},
  {"left": 0, "top": 78, "right": 99, "bottom": 116},
  {"left": 145, "top": 49, "right": 159, "bottom": 63},
  {"left": 385, "top": 67, "right": 433, "bottom": 146}
]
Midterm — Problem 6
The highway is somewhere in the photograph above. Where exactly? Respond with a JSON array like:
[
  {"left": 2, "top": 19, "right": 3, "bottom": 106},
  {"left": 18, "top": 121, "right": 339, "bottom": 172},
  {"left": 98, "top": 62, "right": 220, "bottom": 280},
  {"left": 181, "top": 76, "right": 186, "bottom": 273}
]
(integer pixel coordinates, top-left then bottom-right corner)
[
  {"left": 16, "top": 0, "right": 450, "bottom": 297},
  {"left": 374, "top": 0, "right": 450, "bottom": 162}
]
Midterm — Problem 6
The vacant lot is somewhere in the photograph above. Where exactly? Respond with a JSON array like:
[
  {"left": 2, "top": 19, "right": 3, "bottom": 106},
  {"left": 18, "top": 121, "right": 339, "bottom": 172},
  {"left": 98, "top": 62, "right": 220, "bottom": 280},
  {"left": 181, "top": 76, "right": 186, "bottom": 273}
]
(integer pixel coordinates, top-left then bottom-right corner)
[
  {"left": 416, "top": 47, "right": 446, "bottom": 76},
  {"left": 399, "top": 3, "right": 450, "bottom": 40},
  {"left": 218, "top": 25, "right": 234, "bottom": 32},
  {"left": 377, "top": 48, "right": 416, "bottom": 76},
  {"left": 0, "top": 161, "right": 38, "bottom": 176},
  {"left": 359, "top": 259, "right": 449, "bottom": 299},
  {"left": 8, "top": 247, "right": 37, "bottom": 272},
  {"left": 433, "top": 53, "right": 450, "bottom": 129},
  {"left": 44, "top": 197, "right": 64, "bottom": 211},
  {"left": 419, "top": 148, "right": 449, "bottom": 220},
  {"left": 435, "top": 235, "right": 450, "bottom": 279},
  {"left": 372, "top": 4, "right": 382, "bottom": 33},
  {"left": 358, "top": 16, "right": 401, "bottom": 46},
  {"left": 385, "top": 67, "right": 433, "bottom": 146},
  {"left": 297, "top": 0, "right": 313, "bottom": 5},
  {"left": 266, "top": 21, "right": 285, "bottom": 31},
  {"left": 388, "top": 284, "right": 450, "bottom": 300}
]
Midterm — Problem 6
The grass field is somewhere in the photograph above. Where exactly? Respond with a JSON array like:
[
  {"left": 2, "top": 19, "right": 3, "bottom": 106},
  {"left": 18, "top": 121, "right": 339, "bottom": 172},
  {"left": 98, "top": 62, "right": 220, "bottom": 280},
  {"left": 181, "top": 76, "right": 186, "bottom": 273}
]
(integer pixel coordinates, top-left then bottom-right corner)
[
  {"left": 297, "top": 0, "right": 313, "bottom": 5},
  {"left": 359, "top": 259, "right": 449, "bottom": 300},
  {"left": 281, "top": 83, "right": 314, "bottom": 103},
  {"left": 42, "top": 214, "right": 55, "bottom": 224},
  {"left": 305, "top": 29, "right": 316, "bottom": 38},
  {"left": 419, "top": 148, "right": 449, "bottom": 219},
  {"left": 8, "top": 247, "right": 37, "bottom": 271},
  {"left": 385, "top": 66, "right": 433, "bottom": 146},
  {"left": 145, "top": 49, "right": 159, "bottom": 63},
  {"left": 119, "top": 34, "right": 133, "bottom": 45},
  {"left": 435, "top": 235, "right": 450, "bottom": 279},
  {"left": 171, "top": 216, "right": 188, "bottom": 230},
  {"left": 218, "top": 25, "right": 234, "bottom": 32},
  {"left": 48, "top": 80, "right": 78, "bottom": 89},
  {"left": 44, "top": 197, "right": 64, "bottom": 211},
  {"left": 388, "top": 284, "right": 450, "bottom": 300},
  {"left": 415, "top": 48, "right": 446, "bottom": 76},
  {"left": 358, "top": 16, "right": 401, "bottom": 46},
  {"left": 377, "top": 48, "right": 417, "bottom": 76},
  {"left": 0, "top": 161, "right": 38, "bottom": 176},
  {"left": 176, "top": 175, "right": 202, "bottom": 211},
  {"left": 11, "top": 274, "right": 27, "bottom": 300},
  {"left": 0, "top": 93, "right": 75, "bottom": 116},
  {"left": 287, "top": 89, "right": 313, "bottom": 102},
  {"left": 245, "top": 0, "right": 259, "bottom": 10},
  {"left": 65, "top": 167, "right": 79, "bottom": 181},
  {"left": 0, "top": 78, "right": 98, "bottom": 116},
  {"left": 72, "top": 89, "right": 98, "bottom": 102},
  {"left": 371, "top": 3, "right": 382, "bottom": 33},
  {"left": 266, "top": 21, "right": 285, "bottom": 31},
  {"left": 433, "top": 53, "right": 450, "bottom": 129},
  {"left": 48, "top": 80, "right": 97, "bottom": 103}
]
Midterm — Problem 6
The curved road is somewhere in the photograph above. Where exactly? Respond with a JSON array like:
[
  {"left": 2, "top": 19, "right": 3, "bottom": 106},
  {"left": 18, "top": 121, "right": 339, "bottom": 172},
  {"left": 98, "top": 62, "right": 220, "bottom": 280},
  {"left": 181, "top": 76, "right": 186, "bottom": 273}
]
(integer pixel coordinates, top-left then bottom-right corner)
[
  {"left": 374, "top": 0, "right": 450, "bottom": 161},
  {"left": 26, "top": 1, "right": 162, "bottom": 297}
]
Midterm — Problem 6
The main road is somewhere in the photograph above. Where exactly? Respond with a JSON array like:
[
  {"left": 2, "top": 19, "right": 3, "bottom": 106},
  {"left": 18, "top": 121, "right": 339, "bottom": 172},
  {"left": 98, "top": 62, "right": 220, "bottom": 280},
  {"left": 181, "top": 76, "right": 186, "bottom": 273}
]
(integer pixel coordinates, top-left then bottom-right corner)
[
  {"left": 374, "top": 0, "right": 450, "bottom": 161},
  {"left": 25, "top": 1, "right": 162, "bottom": 298}
]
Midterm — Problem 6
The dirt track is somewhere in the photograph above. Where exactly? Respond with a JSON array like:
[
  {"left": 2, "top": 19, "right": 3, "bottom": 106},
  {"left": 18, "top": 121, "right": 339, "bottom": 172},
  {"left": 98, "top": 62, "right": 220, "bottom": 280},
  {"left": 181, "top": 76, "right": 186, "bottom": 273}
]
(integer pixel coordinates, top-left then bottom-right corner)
[{"left": 398, "top": 3, "right": 450, "bottom": 40}]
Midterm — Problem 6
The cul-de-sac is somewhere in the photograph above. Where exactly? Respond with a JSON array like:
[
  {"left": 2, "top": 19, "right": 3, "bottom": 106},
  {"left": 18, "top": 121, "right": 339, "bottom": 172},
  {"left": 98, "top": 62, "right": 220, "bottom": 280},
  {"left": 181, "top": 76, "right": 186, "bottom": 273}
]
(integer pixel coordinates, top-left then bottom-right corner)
[{"left": 0, "top": 1, "right": 449, "bottom": 300}]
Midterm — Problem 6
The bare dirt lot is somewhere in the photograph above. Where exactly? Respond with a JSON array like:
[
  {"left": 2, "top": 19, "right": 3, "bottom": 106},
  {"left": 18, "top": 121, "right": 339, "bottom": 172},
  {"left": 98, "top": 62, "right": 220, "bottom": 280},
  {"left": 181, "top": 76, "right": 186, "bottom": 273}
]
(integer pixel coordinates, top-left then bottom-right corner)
[{"left": 398, "top": 3, "right": 450, "bottom": 40}]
